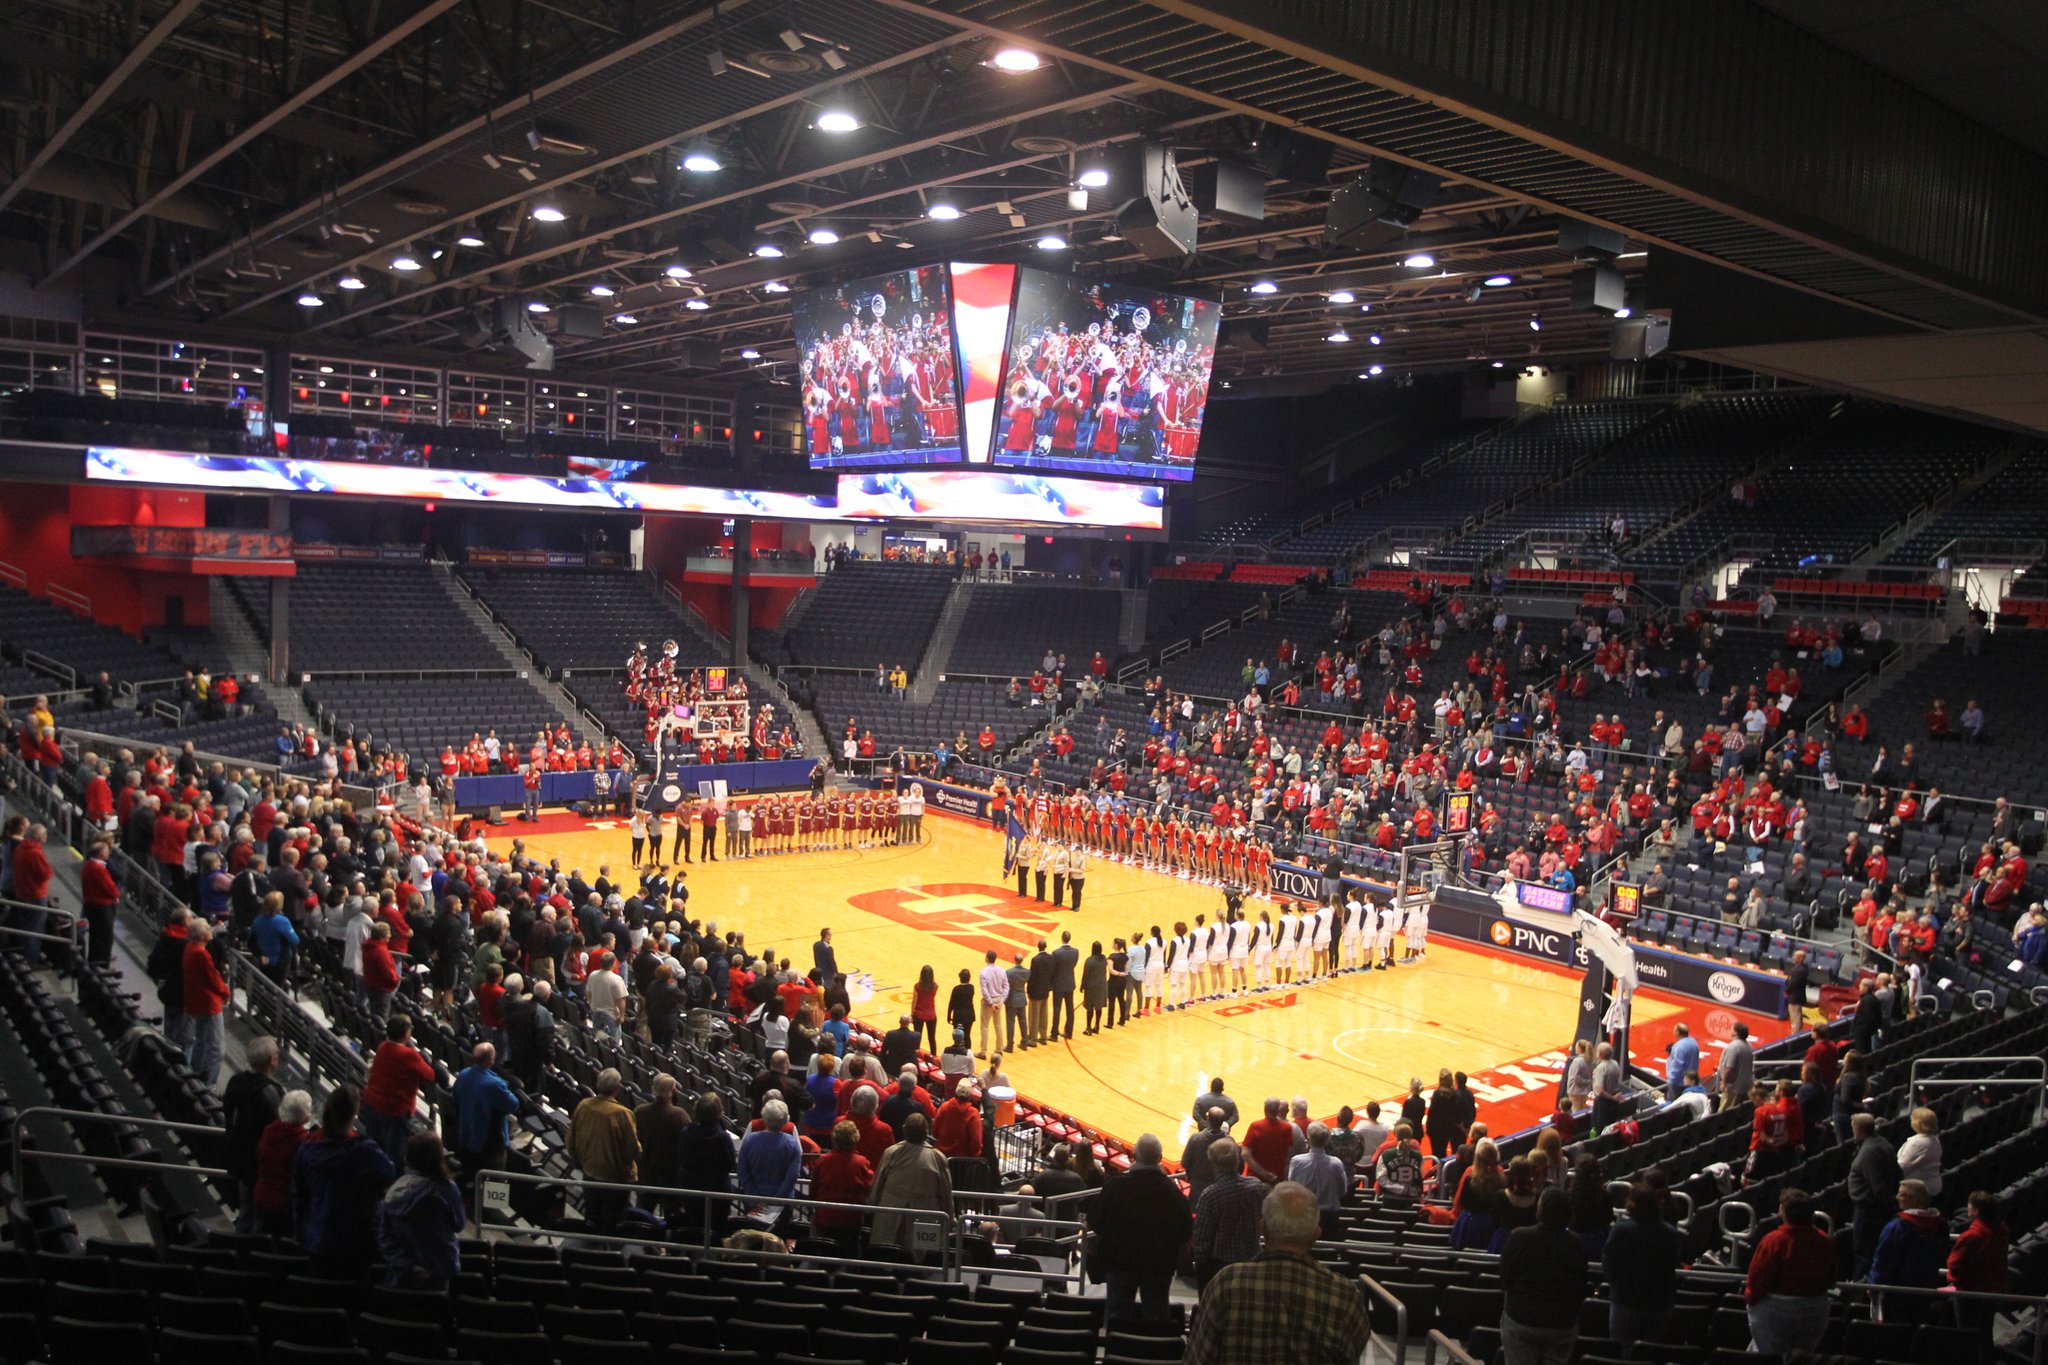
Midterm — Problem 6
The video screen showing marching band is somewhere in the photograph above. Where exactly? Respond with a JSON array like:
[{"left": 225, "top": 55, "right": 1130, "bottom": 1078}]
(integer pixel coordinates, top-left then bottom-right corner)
[
  {"left": 989, "top": 269, "right": 1221, "bottom": 482},
  {"left": 794, "top": 265, "right": 964, "bottom": 471}
]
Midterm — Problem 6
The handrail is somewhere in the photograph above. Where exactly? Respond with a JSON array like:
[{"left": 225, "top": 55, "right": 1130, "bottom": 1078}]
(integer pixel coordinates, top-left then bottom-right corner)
[
  {"left": 1361, "top": 1273, "right": 1410, "bottom": 1365},
  {"left": 1423, "top": 1330, "right": 1486, "bottom": 1365},
  {"left": 12, "top": 1105, "right": 230, "bottom": 1197},
  {"left": 21, "top": 649, "right": 77, "bottom": 688},
  {"left": 46, "top": 583, "right": 91, "bottom": 616},
  {"left": 1907, "top": 1054, "right": 2046, "bottom": 1124}
]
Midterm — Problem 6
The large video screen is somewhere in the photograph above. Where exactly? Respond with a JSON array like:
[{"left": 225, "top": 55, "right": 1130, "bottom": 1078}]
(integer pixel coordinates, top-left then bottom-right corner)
[
  {"left": 990, "top": 269, "right": 1220, "bottom": 481},
  {"left": 85, "top": 448, "right": 1164, "bottom": 531},
  {"left": 794, "top": 264, "right": 961, "bottom": 471}
]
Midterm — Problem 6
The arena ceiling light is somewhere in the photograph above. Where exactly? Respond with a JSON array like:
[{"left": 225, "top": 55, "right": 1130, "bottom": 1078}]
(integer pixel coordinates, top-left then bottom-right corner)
[
  {"left": 455, "top": 232, "right": 487, "bottom": 248},
  {"left": 807, "top": 226, "right": 840, "bottom": 246},
  {"left": 753, "top": 241, "right": 785, "bottom": 259},
  {"left": 1367, "top": 333, "right": 1383, "bottom": 345},
  {"left": 1036, "top": 234, "right": 1067, "bottom": 251},
  {"left": 390, "top": 253, "right": 423, "bottom": 271},
  {"left": 1326, "top": 290, "right": 1355, "bottom": 304},
  {"left": 814, "top": 108, "right": 861, "bottom": 133},
  {"left": 926, "top": 201, "right": 962, "bottom": 221},
  {"left": 1528, "top": 313, "right": 1543, "bottom": 331},
  {"left": 613, "top": 313, "right": 638, "bottom": 325},
  {"left": 663, "top": 263, "right": 694, "bottom": 279},
  {"left": 530, "top": 204, "right": 567, "bottom": 223},
  {"left": 740, "top": 348, "right": 761, "bottom": 359},
  {"left": 527, "top": 300, "right": 550, "bottom": 313},
  {"left": 296, "top": 292, "right": 324, "bottom": 307},
  {"left": 1483, "top": 274, "right": 1513, "bottom": 287},
  {"left": 1402, "top": 252, "right": 1436, "bottom": 269},
  {"left": 588, "top": 284, "right": 615, "bottom": 298},
  {"left": 1361, "top": 364, "right": 1383, "bottom": 377},
  {"left": 1247, "top": 279, "right": 1278, "bottom": 295},
  {"left": 1326, "top": 328, "right": 1350, "bottom": 343},
  {"left": 762, "top": 280, "right": 790, "bottom": 293},
  {"left": 680, "top": 144, "right": 723, "bottom": 173},
  {"left": 684, "top": 298, "right": 711, "bottom": 310},
  {"left": 337, "top": 274, "right": 366, "bottom": 291},
  {"left": 1491, "top": 360, "right": 1506, "bottom": 368},
  {"left": 988, "top": 47, "right": 1043, "bottom": 72},
  {"left": 1613, "top": 306, "right": 1633, "bottom": 319}
]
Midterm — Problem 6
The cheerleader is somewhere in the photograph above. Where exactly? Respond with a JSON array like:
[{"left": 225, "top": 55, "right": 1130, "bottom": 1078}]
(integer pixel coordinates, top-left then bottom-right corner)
[
  {"left": 1310, "top": 899, "right": 1335, "bottom": 983},
  {"left": 1226, "top": 910, "right": 1251, "bottom": 997},
  {"left": 1142, "top": 926, "right": 1166, "bottom": 1014},
  {"left": 1164, "top": 921, "right": 1190, "bottom": 1010},
  {"left": 1375, "top": 897, "right": 1401, "bottom": 970},
  {"left": 1338, "top": 892, "right": 1364, "bottom": 972},
  {"left": 630, "top": 805, "right": 650, "bottom": 867},
  {"left": 1274, "top": 903, "right": 1299, "bottom": 986},
  {"left": 1251, "top": 911, "right": 1275, "bottom": 989},
  {"left": 1404, "top": 895, "right": 1429, "bottom": 964}
]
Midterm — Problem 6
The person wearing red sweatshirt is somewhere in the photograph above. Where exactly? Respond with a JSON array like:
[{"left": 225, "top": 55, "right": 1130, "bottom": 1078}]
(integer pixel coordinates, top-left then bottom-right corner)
[
  {"left": 80, "top": 840, "right": 121, "bottom": 967},
  {"left": 1948, "top": 1190, "right": 2010, "bottom": 1350},
  {"left": 361, "top": 921, "right": 401, "bottom": 1026},
  {"left": 182, "top": 919, "right": 230, "bottom": 1083},
  {"left": 1744, "top": 1188, "right": 1837, "bottom": 1354},
  {"left": 360, "top": 1014, "right": 444, "bottom": 1164}
]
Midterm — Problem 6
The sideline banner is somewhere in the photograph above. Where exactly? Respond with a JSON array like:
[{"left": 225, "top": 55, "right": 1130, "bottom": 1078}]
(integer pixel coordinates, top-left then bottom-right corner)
[
  {"left": 1270, "top": 859, "right": 1785, "bottom": 1016},
  {"left": 893, "top": 773, "right": 994, "bottom": 822}
]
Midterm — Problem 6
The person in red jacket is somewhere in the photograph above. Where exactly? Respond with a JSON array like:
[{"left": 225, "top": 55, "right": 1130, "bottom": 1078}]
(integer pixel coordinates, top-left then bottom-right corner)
[
  {"left": 931, "top": 1079, "right": 984, "bottom": 1160},
  {"left": 809, "top": 1120, "right": 876, "bottom": 1251},
  {"left": 1948, "top": 1190, "right": 2009, "bottom": 1349},
  {"left": 7, "top": 822, "right": 56, "bottom": 966},
  {"left": 1746, "top": 1079, "right": 1806, "bottom": 1183},
  {"left": 1744, "top": 1188, "right": 1837, "bottom": 1354},
  {"left": 182, "top": 919, "right": 230, "bottom": 1083},
  {"left": 360, "top": 1014, "right": 445, "bottom": 1164},
  {"left": 152, "top": 801, "right": 191, "bottom": 897},
  {"left": 361, "top": 922, "right": 402, "bottom": 1026},
  {"left": 80, "top": 840, "right": 121, "bottom": 968}
]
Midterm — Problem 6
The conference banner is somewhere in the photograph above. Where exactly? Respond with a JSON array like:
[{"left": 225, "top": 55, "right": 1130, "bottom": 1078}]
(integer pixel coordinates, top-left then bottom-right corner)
[{"left": 71, "top": 525, "right": 294, "bottom": 562}]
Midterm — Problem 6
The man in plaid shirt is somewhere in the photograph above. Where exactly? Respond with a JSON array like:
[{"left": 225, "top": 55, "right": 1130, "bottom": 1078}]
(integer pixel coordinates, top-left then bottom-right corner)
[{"left": 1185, "top": 1181, "right": 1372, "bottom": 1364}]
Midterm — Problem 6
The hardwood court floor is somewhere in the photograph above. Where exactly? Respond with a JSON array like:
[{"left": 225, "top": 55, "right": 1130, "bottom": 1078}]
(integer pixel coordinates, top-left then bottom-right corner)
[{"left": 495, "top": 807, "right": 1787, "bottom": 1148}]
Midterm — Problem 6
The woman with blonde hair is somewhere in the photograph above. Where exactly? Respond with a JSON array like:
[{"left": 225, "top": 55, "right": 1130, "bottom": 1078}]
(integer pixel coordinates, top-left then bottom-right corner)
[{"left": 1897, "top": 1106, "right": 1943, "bottom": 1197}]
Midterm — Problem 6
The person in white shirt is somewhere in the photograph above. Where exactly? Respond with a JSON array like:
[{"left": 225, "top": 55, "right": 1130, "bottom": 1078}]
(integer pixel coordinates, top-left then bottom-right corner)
[
  {"left": 1141, "top": 928, "right": 1166, "bottom": 1015},
  {"left": 736, "top": 804, "right": 754, "bottom": 858},
  {"left": 1065, "top": 843, "right": 1086, "bottom": 912},
  {"left": 1165, "top": 923, "right": 1191, "bottom": 1010},
  {"left": 1273, "top": 905, "right": 1299, "bottom": 986},
  {"left": 1186, "top": 915, "right": 1211, "bottom": 1005},
  {"left": 1404, "top": 895, "right": 1429, "bottom": 964},
  {"left": 1310, "top": 900, "right": 1335, "bottom": 982},
  {"left": 1339, "top": 894, "right": 1364, "bottom": 972},
  {"left": 1375, "top": 898, "right": 1401, "bottom": 970},
  {"left": 1251, "top": 912, "right": 1274, "bottom": 990},
  {"left": 1226, "top": 911, "right": 1251, "bottom": 997},
  {"left": 1293, "top": 905, "right": 1316, "bottom": 982}
]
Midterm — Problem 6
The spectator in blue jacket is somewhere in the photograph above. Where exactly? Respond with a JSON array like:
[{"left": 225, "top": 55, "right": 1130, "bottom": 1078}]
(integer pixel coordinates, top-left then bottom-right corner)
[
  {"left": 451, "top": 1042, "right": 519, "bottom": 1178},
  {"left": 1870, "top": 1178, "right": 1951, "bottom": 1291},
  {"left": 379, "top": 1130, "right": 465, "bottom": 1287},
  {"left": 737, "top": 1097, "right": 803, "bottom": 1224},
  {"left": 249, "top": 892, "right": 300, "bottom": 988},
  {"left": 293, "top": 1085, "right": 395, "bottom": 1275}
]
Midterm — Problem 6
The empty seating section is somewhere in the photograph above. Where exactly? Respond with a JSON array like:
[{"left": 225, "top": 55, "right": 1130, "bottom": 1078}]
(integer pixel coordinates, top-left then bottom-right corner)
[
  {"left": 752, "top": 564, "right": 953, "bottom": 676},
  {"left": 462, "top": 568, "right": 699, "bottom": 675},
  {"left": 945, "top": 585, "right": 1121, "bottom": 679},
  {"left": 224, "top": 564, "right": 507, "bottom": 673},
  {"left": 1154, "top": 587, "right": 1413, "bottom": 700},
  {"left": 1630, "top": 402, "right": 2004, "bottom": 574},
  {"left": 1853, "top": 633, "right": 2048, "bottom": 806},
  {"left": 0, "top": 581, "right": 212, "bottom": 688},
  {"left": 1456, "top": 392, "right": 1834, "bottom": 558},
  {"left": 1886, "top": 444, "right": 2048, "bottom": 566},
  {"left": 1141, "top": 580, "right": 1267, "bottom": 645},
  {"left": 0, "top": 389, "right": 250, "bottom": 453},
  {"left": 1200, "top": 419, "right": 1497, "bottom": 548},
  {"left": 304, "top": 676, "right": 567, "bottom": 759}
]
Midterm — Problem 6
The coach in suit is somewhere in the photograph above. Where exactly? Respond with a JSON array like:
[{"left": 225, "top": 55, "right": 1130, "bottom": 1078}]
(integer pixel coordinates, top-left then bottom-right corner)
[
  {"left": 1028, "top": 941, "right": 1055, "bottom": 1046},
  {"left": 1050, "top": 932, "right": 1080, "bottom": 1041}
]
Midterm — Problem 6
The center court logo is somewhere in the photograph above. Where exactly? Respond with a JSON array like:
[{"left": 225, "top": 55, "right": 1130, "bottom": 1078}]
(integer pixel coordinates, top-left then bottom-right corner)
[
  {"left": 844, "top": 882, "right": 1057, "bottom": 957},
  {"left": 1707, "top": 970, "right": 1748, "bottom": 1005}
]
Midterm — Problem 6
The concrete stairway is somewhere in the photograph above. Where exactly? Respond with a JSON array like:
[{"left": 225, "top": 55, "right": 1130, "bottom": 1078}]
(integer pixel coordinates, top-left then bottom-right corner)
[
  {"left": 654, "top": 576, "right": 831, "bottom": 761},
  {"left": 908, "top": 581, "right": 974, "bottom": 703},
  {"left": 207, "top": 578, "right": 318, "bottom": 731}
]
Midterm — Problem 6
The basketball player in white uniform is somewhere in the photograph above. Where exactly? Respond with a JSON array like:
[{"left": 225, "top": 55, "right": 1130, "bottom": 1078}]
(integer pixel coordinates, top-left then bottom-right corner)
[
  {"left": 1226, "top": 911, "right": 1251, "bottom": 997},
  {"left": 1142, "top": 927, "right": 1166, "bottom": 1014},
  {"left": 1310, "top": 900, "right": 1335, "bottom": 982},
  {"left": 1187, "top": 915, "right": 1210, "bottom": 1004},
  {"left": 1166, "top": 921, "right": 1191, "bottom": 1009},
  {"left": 1375, "top": 896, "right": 1401, "bottom": 970},
  {"left": 1404, "top": 894, "right": 1429, "bottom": 963},
  {"left": 1293, "top": 903, "right": 1316, "bottom": 982},
  {"left": 1251, "top": 911, "right": 1274, "bottom": 989},
  {"left": 1207, "top": 919, "right": 1229, "bottom": 999},
  {"left": 1274, "top": 904, "right": 1299, "bottom": 986},
  {"left": 1338, "top": 892, "right": 1363, "bottom": 972}
]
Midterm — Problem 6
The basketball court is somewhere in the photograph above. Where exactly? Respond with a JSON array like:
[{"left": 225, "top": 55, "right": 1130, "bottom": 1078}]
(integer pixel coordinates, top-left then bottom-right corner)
[{"left": 493, "top": 804, "right": 1787, "bottom": 1149}]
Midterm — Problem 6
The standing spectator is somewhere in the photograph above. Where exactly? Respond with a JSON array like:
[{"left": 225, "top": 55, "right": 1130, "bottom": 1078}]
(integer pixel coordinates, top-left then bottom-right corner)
[
  {"left": 634, "top": 1074, "right": 687, "bottom": 1209},
  {"left": 253, "top": 1089, "right": 313, "bottom": 1238},
  {"left": 932, "top": 1078, "right": 984, "bottom": 1160},
  {"left": 735, "top": 1098, "right": 803, "bottom": 1224},
  {"left": 1566, "top": 1156, "right": 1613, "bottom": 1257},
  {"left": 1591, "top": 1043, "right": 1629, "bottom": 1133},
  {"left": 947, "top": 966, "right": 978, "bottom": 1054},
  {"left": 911, "top": 965, "right": 941, "bottom": 1054},
  {"left": 450, "top": 1042, "right": 519, "bottom": 1179},
  {"left": 377, "top": 1131, "right": 465, "bottom": 1288},
  {"left": 1194, "top": 1077, "right": 1241, "bottom": 1128},
  {"left": 568, "top": 1069, "right": 641, "bottom": 1233},
  {"left": 1563, "top": 1041, "right": 1594, "bottom": 1114},
  {"left": 1870, "top": 1179, "right": 1950, "bottom": 1296},
  {"left": 1088, "top": 1133, "right": 1191, "bottom": 1322},
  {"left": 221, "top": 1036, "right": 284, "bottom": 1232},
  {"left": 1180, "top": 1107, "right": 1232, "bottom": 1202},
  {"left": 360, "top": 921, "right": 400, "bottom": 1025},
  {"left": 1026, "top": 940, "right": 1054, "bottom": 1046},
  {"left": 361, "top": 1015, "right": 443, "bottom": 1165},
  {"left": 1744, "top": 1187, "right": 1836, "bottom": 1354},
  {"left": 1287, "top": 1123, "right": 1348, "bottom": 1240},
  {"left": 249, "top": 892, "right": 299, "bottom": 989},
  {"left": 880, "top": 1013, "right": 921, "bottom": 1076},
  {"left": 182, "top": 920, "right": 229, "bottom": 1083},
  {"left": 146, "top": 906, "right": 193, "bottom": 1053},
  {"left": 1190, "top": 1140, "right": 1264, "bottom": 1290},
  {"left": 1746, "top": 1079, "right": 1805, "bottom": 1182},
  {"left": 675, "top": 1091, "right": 737, "bottom": 1222},
  {"left": 868, "top": 1111, "right": 953, "bottom": 1256},
  {"left": 1050, "top": 931, "right": 1079, "bottom": 1040},
  {"left": 1847, "top": 1112, "right": 1901, "bottom": 1280},
  {"left": 1718, "top": 1023, "right": 1754, "bottom": 1112},
  {"left": 79, "top": 840, "right": 120, "bottom": 968},
  {"left": 974, "top": 951, "right": 1008, "bottom": 1058},
  {"left": 1426, "top": 1069, "right": 1461, "bottom": 1158},
  {"left": 1242, "top": 1097, "right": 1298, "bottom": 1183},
  {"left": 1497, "top": 1188, "right": 1590, "bottom": 1365},
  {"left": 809, "top": 1120, "right": 875, "bottom": 1252},
  {"left": 1185, "top": 1181, "right": 1371, "bottom": 1365},
  {"left": 1896, "top": 1107, "right": 1943, "bottom": 1198},
  {"left": 1081, "top": 940, "right": 1109, "bottom": 1035},
  {"left": 293, "top": 1085, "right": 395, "bottom": 1275},
  {"left": 1375, "top": 1125, "right": 1426, "bottom": 1200},
  {"left": 1947, "top": 1191, "right": 2009, "bottom": 1353},
  {"left": 7, "top": 823, "right": 54, "bottom": 965},
  {"left": 1601, "top": 1183, "right": 1684, "bottom": 1350}
]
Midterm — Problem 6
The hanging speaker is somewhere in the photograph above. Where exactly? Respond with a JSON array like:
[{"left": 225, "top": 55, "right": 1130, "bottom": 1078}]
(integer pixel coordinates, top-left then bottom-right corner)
[{"left": 1115, "top": 141, "right": 1198, "bottom": 260}]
